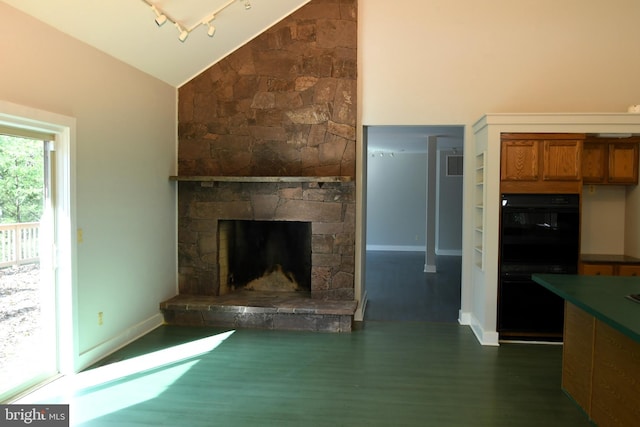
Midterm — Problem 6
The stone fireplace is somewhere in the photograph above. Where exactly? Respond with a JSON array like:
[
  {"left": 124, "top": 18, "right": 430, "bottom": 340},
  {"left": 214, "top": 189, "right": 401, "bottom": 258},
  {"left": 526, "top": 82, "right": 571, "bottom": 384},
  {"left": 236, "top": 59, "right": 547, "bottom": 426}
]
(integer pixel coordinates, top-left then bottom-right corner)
[
  {"left": 160, "top": 0, "right": 358, "bottom": 331},
  {"left": 176, "top": 179, "right": 355, "bottom": 300}
]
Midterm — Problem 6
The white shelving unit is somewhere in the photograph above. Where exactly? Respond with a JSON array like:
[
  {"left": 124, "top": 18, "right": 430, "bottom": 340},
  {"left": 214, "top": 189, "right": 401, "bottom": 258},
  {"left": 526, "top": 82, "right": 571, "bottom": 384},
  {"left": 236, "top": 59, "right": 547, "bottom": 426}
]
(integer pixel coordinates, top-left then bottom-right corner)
[{"left": 474, "top": 152, "right": 486, "bottom": 270}]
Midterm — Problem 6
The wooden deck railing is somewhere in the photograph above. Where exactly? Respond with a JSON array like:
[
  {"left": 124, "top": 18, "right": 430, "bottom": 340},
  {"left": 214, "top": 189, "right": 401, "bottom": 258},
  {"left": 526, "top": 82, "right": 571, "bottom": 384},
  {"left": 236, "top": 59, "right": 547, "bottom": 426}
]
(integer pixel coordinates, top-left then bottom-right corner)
[{"left": 0, "top": 222, "right": 40, "bottom": 268}]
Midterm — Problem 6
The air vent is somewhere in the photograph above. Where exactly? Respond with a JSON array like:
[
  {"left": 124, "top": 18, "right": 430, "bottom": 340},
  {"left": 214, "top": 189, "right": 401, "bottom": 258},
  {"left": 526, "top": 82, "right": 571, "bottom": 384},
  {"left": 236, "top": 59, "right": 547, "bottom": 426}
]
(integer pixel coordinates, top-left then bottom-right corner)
[{"left": 446, "top": 155, "right": 463, "bottom": 176}]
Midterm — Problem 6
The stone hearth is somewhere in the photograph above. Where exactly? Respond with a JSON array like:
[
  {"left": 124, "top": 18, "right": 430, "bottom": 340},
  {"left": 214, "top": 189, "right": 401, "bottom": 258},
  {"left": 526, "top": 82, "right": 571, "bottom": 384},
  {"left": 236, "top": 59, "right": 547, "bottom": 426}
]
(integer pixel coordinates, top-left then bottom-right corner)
[{"left": 160, "top": 292, "right": 357, "bottom": 332}]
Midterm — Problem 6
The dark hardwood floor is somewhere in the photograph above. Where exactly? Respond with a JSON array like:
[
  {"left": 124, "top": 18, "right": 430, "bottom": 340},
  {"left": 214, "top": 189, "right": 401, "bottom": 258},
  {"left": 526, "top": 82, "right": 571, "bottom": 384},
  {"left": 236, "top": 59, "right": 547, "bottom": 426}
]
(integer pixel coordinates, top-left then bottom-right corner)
[
  {"left": 13, "top": 251, "right": 591, "bottom": 426},
  {"left": 365, "top": 252, "right": 461, "bottom": 322},
  {"left": 17, "top": 323, "right": 590, "bottom": 426}
]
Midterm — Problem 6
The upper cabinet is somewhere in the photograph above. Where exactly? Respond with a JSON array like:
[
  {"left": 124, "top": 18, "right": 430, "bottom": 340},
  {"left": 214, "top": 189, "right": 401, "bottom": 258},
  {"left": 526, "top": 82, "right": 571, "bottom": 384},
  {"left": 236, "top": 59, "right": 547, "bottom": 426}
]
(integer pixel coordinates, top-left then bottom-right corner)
[
  {"left": 500, "top": 133, "right": 584, "bottom": 193},
  {"left": 582, "top": 136, "right": 640, "bottom": 185}
]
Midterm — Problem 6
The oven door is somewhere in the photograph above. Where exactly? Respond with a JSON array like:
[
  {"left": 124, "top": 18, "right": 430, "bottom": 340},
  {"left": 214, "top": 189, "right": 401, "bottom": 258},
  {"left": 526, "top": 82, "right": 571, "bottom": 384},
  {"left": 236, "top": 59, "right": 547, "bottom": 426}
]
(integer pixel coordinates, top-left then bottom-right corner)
[{"left": 500, "top": 204, "right": 579, "bottom": 268}]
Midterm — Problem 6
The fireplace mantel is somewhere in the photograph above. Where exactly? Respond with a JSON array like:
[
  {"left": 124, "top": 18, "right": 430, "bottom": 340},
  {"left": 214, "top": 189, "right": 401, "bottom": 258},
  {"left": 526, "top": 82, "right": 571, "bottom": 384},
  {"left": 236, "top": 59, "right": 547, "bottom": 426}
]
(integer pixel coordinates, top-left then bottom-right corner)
[{"left": 169, "top": 176, "right": 353, "bottom": 183}]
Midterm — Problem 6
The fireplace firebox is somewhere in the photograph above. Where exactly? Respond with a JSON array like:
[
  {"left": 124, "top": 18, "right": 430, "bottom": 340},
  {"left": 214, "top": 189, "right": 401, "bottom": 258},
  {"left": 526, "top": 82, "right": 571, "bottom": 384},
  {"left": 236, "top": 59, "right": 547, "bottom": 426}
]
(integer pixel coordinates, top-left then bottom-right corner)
[{"left": 218, "top": 220, "right": 312, "bottom": 295}]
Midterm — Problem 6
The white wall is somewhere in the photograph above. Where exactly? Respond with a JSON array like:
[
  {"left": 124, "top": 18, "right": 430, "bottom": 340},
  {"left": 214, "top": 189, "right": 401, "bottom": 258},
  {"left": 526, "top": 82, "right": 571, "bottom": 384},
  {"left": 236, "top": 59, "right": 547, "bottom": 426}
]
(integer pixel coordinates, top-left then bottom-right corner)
[
  {"left": 437, "top": 150, "right": 463, "bottom": 255},
  {"left": 366, "top": 152, "right": 427, "bottom": 250},
  {"left": 358, "top": 0, "right": 640, "bottom": 332},
  {"left": 0, "top": 3, "right": 177, "bottom": 370},
  {"left": 581, "top": 186, "right": 626, "bottom": 254}
]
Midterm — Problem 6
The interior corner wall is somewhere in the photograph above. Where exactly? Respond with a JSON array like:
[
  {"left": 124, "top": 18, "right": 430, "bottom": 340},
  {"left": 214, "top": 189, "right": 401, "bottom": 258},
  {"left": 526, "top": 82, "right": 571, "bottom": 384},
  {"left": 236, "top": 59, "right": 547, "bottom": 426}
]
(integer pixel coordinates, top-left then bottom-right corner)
[
  {"left": 359, "top": 0, "right": 640, "bottom": 327},
  {"left": 0, "top": 3, "right": 178, "bottom": 370}
]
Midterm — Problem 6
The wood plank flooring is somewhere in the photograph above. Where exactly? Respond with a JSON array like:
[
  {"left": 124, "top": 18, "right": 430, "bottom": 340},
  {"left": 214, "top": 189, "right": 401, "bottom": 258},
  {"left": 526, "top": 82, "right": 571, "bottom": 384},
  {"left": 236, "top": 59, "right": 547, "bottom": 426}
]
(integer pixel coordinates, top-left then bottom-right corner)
[
  {"left": 18, "top": 322, "right": 591, "bottom": 426},
  {"left": 365, "top": 252, "right": 461, "bottom": 322}
]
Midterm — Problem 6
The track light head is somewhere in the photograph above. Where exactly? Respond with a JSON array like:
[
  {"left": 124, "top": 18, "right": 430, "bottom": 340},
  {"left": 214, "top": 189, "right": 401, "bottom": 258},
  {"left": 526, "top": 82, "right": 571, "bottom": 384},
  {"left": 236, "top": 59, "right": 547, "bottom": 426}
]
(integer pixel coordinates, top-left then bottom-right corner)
[
  {"left": 175, "top": 23, "right": 189, "bottom": 42},
  {"left": 244, "top": 1, "right": 252, "bottom": 10},
  {"left": 155, "top": 14, "right": 167, "bottom": 26},
  {"left": 207, "top": 23, "right": 216, "bottom": 37},
  {"left": 151, "top": 5, "right": 167, "bottom": 26}
]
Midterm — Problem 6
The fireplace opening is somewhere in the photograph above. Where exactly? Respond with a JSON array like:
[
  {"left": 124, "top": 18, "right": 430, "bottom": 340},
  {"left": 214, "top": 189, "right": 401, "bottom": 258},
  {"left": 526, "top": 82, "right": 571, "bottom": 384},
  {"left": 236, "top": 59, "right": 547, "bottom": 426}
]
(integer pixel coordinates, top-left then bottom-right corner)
[{"left": 218, "top": 220, "right": 312, "bottom": 295}]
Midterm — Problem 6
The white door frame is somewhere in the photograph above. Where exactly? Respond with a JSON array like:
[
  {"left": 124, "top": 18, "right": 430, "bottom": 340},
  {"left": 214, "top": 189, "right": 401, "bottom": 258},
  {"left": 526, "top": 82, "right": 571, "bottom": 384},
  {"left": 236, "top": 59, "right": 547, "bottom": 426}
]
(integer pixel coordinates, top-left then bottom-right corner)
[{"left": 0, "top": 100, "right": 77, "bottom": 375}]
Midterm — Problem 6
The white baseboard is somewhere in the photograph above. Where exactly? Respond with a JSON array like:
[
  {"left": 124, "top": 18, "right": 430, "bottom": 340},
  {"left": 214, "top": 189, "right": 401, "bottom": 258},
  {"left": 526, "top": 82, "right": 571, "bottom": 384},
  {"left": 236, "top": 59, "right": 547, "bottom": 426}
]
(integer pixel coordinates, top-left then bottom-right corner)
[
  {"left": 366, "top": 245, "right": 425, "bottom": 252},
  {"left": 76, "top": 313, "right": 164, "bottom": 372},
  {"left": 435, "top": 249, "right": 462, "bottom": 256},
  {"left": 354, "top": 290, "right": 367, "bottom": 322},
  {"left": 366, "top": 245, "right": 462, "bottom": 256},
  {"left": 458, "top": 310, "right": 472, "bottom": 325},
  {"left": 463, "top": 312, "right": 499, "bottom": 346}
]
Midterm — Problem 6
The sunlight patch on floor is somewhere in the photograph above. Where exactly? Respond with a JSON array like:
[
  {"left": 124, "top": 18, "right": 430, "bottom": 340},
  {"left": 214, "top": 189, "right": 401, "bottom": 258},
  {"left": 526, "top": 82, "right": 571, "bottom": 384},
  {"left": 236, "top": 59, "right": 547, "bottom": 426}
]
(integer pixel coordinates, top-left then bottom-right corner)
[{"left": 14, "top": 330, "right": 235, "bottom": 423}]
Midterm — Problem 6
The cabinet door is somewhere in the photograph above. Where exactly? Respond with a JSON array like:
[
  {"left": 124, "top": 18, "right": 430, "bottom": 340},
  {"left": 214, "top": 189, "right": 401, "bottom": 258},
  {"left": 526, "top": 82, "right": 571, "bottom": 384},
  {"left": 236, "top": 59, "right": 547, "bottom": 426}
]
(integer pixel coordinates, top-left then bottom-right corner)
[
  {"left": 580, "top": 263, "right": 615, "bottom": 276},
  {"left": 582, "top": 142, "right": 607, "bottom": 183},
  {"left": 617, "top": 264, "right": 640, "bottom": 277},
  {"left": 608, "top": 143, "right": 639, "bottom": 184},
  {"left": 501, "top": 140, "right": 539, "bottom": 181},
  {"left": 543, "top": 139, "right": 582, "bottom": 181}
]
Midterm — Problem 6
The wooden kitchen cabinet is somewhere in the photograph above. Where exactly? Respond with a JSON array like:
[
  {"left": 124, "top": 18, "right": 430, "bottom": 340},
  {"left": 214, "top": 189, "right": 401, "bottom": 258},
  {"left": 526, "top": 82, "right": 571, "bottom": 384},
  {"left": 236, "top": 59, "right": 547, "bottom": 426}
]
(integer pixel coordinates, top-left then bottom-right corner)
[
  {"left": 580, "top": 262, "right": 640, "bottom": 276},
  {"left": 580, "top": 263, "right": 615, "bottom": 276},
  {"left": 501, "top": 133, "right": 584, "bottom": 193},
  {"left": 617, "top": 264, "right": 640, "bottom": 277},
  {"left": 582, "top": 142, "right": 607, "bottom": 183},
  {"left": 582, "top": 137, "right": 640, "bottom": 185},
  {"left": 609, "top": 142, "right": 639, "bottom": 183}
]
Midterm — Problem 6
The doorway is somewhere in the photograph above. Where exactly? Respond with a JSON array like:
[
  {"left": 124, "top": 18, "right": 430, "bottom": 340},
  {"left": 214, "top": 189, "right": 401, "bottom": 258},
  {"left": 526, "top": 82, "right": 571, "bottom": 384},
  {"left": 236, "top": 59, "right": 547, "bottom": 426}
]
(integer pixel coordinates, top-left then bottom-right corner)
[
  {"left": 363, "top": 125, "right": 464, "bottom": 321},
  {"left": 0, "top": 133, "right": 57, "bottom": 401},
  {"left": 0, "top": 101, "right": 75, "bottom": 403}
]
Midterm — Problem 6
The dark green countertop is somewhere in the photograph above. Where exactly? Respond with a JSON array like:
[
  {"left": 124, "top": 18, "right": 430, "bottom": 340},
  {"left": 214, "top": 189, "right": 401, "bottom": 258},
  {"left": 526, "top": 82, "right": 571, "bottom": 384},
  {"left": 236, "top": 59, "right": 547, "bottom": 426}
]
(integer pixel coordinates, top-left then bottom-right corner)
[{"left": 532, "top": 274, "right": 640, "bottom": 343}]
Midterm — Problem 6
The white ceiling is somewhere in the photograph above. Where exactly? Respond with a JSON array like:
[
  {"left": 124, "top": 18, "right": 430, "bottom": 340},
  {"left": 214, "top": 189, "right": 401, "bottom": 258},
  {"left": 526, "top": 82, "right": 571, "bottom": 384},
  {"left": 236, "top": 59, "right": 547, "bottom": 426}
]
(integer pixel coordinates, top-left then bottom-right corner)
[{"left": 2, "top": 0, "right": 310, "bottom": 87}]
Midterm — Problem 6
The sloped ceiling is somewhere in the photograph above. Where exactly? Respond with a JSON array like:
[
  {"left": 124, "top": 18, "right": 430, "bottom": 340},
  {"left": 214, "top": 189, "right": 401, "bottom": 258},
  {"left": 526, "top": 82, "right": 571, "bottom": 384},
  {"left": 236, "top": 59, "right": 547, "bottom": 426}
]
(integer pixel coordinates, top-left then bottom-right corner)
[{"left": 2, "top": 0, "right": 310, "bottom": 87}]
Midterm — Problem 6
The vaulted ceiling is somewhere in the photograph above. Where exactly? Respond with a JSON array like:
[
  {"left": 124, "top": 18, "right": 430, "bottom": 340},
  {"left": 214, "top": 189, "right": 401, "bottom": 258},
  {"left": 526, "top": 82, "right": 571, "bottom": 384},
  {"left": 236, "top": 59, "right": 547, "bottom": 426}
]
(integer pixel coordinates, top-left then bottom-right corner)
[{"left": 2, "top": 0, "right": 310, "bottom": 87}]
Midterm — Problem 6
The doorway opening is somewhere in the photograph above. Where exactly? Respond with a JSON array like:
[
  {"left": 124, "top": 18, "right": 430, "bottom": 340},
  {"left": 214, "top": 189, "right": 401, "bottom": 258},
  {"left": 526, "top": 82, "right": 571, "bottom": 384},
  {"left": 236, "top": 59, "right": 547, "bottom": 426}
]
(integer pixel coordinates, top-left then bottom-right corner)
[
  {"left": 363, "top": 125, "right": 464, "bottom": 322},
  {"left": 0, "top": 102, "right": 75, "bottom": 403},
  {"left": 0, "top": 134, "right": 56, "bottom": 401}
]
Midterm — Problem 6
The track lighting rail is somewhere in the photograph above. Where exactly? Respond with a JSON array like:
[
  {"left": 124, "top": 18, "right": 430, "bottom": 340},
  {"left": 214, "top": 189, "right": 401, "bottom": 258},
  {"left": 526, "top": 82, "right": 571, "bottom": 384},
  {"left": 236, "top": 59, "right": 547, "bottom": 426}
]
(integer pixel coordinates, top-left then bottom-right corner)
[{"left": 141, "top": 0, "right": 251, "bottom": 42}]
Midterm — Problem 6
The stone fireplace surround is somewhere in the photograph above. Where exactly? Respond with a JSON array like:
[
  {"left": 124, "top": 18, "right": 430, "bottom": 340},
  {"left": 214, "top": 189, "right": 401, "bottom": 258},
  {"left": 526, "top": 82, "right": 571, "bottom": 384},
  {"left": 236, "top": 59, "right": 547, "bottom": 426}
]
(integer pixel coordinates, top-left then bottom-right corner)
[
  {"left": 160, "top": 177, "right": 357, "bottom": 332},
  {"left": 162, "top": 0, "right": 359, "bottom": 332}
]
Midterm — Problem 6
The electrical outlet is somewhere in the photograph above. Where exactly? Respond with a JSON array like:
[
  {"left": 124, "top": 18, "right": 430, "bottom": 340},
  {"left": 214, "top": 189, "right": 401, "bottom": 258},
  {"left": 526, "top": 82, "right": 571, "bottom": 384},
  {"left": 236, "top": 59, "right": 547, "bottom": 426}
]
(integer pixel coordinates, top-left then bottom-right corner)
[
  {"left": 98, "top": 311, "right": 103, "bottom": 326},
  {"left": 589, "top": 185, "right": 595, "bottom": 194}
]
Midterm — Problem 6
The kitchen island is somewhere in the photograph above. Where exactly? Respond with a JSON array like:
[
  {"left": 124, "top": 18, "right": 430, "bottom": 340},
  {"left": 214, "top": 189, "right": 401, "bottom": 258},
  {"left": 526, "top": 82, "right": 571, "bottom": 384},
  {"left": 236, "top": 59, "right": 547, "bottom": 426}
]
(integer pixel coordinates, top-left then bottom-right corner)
[{"left": 532, "top": 274, "right": 640, "bottom": 427}]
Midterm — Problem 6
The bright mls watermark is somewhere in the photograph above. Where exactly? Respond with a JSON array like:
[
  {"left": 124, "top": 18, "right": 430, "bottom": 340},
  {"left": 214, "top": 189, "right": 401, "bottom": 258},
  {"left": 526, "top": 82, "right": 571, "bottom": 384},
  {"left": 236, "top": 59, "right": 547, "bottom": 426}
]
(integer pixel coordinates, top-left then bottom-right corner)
[{"left": 0, "top": 405, "right": 69, "bottom": 426}]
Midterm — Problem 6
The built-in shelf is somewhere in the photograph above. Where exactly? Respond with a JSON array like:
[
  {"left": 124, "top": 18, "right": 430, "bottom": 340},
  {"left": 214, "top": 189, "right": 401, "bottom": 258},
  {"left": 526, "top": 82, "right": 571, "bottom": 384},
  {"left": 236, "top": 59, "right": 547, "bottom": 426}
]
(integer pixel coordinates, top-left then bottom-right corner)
[
  {"left": 169, "top": 176, "right": 353, "bottom": 183},
  {"left": 474, "top": 152, "right": 486, "bottom": 270}
]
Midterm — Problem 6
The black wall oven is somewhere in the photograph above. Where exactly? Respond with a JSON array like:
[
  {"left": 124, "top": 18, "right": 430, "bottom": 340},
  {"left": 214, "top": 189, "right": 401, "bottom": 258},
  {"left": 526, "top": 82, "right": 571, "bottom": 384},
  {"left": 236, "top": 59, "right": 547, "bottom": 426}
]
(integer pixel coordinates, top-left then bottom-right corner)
[{"left": 498, "top": 193, "right": 580, "bottom": 341}]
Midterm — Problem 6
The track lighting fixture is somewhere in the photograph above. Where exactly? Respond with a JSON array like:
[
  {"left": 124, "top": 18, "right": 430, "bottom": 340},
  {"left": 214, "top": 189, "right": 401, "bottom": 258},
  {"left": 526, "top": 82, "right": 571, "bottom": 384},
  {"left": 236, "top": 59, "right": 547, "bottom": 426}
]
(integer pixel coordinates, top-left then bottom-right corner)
[
  {"left": 151, "top": 5, "right": 167, "bottom": 26},
  {"left": 142, "top": 0, "right": 252, "bottom": 43},
  {"left": 206, "top": 22, "right": 216, "bottom": 37},
  {"left": 155, "top": 14, "right": 168, "bottom": 26},
  {"left": 176, "top": 24, "right": 189, "bottom": 42}
]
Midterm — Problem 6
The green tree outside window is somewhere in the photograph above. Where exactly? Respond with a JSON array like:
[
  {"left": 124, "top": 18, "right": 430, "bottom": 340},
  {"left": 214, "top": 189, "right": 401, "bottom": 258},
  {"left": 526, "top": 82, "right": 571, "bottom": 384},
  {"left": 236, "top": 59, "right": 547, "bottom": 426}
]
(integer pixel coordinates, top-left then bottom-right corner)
[{"left": 0, "top": 135, "right": 44, "bottom": 223}]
